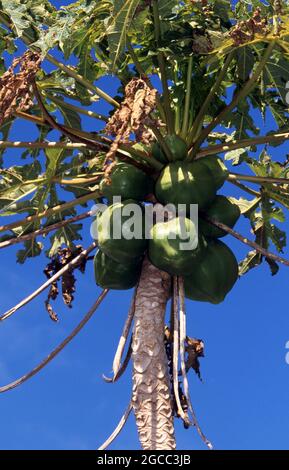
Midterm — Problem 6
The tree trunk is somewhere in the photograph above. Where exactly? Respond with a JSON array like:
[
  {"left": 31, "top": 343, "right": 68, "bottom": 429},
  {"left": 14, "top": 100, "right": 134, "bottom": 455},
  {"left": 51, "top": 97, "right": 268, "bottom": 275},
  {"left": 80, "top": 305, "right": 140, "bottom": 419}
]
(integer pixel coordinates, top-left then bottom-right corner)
[{"left": 132, "top": 258, "right": 176, "bottom": 450}]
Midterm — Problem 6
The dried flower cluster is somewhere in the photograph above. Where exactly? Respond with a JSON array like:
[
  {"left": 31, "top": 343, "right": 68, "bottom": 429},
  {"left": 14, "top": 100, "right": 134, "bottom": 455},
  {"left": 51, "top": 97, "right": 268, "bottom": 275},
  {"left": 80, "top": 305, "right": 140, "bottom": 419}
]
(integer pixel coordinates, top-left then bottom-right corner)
[
  {"left": 105, "top": 78, "right": 157, "bottom": 161},
  {"left": 0, "top": 51, "right": 42, "bottom": 126},
  {"left": 229, "top": 8, "right": 269, "bottom": 46}
]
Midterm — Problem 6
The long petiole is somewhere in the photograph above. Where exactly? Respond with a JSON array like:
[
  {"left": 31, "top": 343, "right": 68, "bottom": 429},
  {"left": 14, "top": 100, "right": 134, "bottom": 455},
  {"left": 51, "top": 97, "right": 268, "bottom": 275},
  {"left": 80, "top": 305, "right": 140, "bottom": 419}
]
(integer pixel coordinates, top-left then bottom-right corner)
[
  {"left": 151, "top": 0, "right": 174, "bottom": 134},
  {"left": 180, "top": 56, "right": 193, "bottom": 139},
  {"left": 192, "top": 42, "right": 276, "bottom": 155},
  {"left": 188, "top": 51, "right": 234, "bottom": 146}
]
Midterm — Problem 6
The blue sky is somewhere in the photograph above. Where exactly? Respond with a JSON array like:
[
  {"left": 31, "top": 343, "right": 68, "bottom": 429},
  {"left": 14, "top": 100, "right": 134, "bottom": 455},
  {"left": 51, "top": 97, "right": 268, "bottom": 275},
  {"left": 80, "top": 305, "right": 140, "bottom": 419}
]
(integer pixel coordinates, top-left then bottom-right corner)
[{"left": 0, "top": 0, "right": 289, "bottom": 450}]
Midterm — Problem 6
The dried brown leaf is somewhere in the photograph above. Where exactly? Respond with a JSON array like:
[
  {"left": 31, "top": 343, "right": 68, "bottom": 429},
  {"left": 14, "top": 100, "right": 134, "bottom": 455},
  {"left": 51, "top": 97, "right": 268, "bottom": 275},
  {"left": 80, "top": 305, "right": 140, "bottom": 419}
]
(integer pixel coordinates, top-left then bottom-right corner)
[
  {"left": 185, "top": 337, "right": 204, "bottom": 381},
  {"left": 105, "top": 78, "right": 157, "bottom": 161}
]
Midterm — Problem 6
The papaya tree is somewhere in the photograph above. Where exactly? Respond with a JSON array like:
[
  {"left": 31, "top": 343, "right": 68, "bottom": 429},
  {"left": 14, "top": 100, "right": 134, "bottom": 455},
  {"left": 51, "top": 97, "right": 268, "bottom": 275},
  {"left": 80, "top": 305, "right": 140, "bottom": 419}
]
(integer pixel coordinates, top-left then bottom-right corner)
[{"left": 1, "top": 0, "right": 289, "bottom": 450}]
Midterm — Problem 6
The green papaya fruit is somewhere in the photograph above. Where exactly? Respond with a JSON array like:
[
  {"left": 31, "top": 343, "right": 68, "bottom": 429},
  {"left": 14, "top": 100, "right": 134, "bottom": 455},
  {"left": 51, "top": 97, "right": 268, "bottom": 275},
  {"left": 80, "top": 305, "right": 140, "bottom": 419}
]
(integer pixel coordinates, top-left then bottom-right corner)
[
  {"left": 155, "top": 161, "right": 216, "bottom": 210},
  {"left": 94, "top": 250, "right": 141, "bottom": 290},
  {"left": 100, "top": 162, "right": 151, "bottom": 202},
  {"left": 148, "top": 217, "right": 203, "bottom": 276},
  {"left": 97, "top": 200, "right": 147, "bottom": 264},
  {"left": 152, "top": 135, "right": 188, "bottom": 164},
  {"left": 195, "top": 156, "right": 228, "bottom": 190},
  {"left": 184, "top": 240, "right": 239, "bottom": 304},
  {"left": 152, "top": 142, "right": 168, "bottom": 164},
  {"left": 199, "top": 195, "right": 241, "bottom": 238}
]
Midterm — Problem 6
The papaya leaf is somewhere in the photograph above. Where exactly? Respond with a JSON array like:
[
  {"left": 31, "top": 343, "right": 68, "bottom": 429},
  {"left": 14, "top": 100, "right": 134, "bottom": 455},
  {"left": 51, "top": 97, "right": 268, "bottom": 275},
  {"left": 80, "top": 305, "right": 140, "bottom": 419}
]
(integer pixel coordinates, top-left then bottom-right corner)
[
  {"left": 0, "top": 161, "right": 42, "bottom": 213},
  {"left": 236, "top": 46, "right": 255, "bottom": 82},
  {"left": 50, "top": 98, "right": 81, "bottom": 131},
  {"left": 17, "top": 239, "right": 43, "bottom": 264},
  {"left": 106, "top": 0, "right": 141, "bottom": 71},
  {"left": 224, "top": 147, "right": 249, "bottom": 165},
  {"left": 263, "top": 52, "right": 289, "bottom": 103},
  {"left": 0, "top": 0, "right": 53, "bottom": 40},
  {"left": 239, "top": 250, "right": 262, "bottom": 276},
  {"left": 47, "top": 223, "right": 83, "bottom": 258},
  {"left": 230, "top": 196, "right": 260, "bottom": 215}
]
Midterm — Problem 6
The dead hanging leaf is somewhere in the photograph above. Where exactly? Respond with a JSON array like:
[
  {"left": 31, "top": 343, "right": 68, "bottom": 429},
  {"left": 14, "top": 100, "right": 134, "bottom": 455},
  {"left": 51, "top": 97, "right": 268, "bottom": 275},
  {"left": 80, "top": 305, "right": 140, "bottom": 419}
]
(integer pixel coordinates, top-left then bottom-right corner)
[
  {"left": 164, "top": 326, "right": 191, "bottom": 428},
  {"left": 105, "top": 78, "right": 157, "bottom": 161},
  {"left": 43, "top": 245, "right": 91, "bottom": 321},
  {"left": 0, "top": 51, "right": 42, "bottom": 126},
  {"left": 185, "top": 337, "right": 204, "bottom": 381}
]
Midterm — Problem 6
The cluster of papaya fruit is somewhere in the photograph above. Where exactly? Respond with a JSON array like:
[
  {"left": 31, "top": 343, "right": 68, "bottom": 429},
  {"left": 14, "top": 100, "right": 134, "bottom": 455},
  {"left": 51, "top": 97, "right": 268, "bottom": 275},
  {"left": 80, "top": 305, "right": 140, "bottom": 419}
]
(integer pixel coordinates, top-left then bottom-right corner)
[{"left": 94, "top": 135, "right": 240, "bottom": 304}]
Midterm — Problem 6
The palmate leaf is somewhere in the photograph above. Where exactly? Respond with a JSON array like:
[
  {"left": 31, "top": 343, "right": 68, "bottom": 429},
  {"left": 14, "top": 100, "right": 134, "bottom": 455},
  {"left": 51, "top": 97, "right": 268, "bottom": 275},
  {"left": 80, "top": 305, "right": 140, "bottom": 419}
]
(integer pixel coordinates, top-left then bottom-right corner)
[
  {"left": 17, "top": 239, "right": 43, "bottom": 264},
  {"left": 47, "top": 223, "right": 83, "bottom": 258},
  {"left": 225, "top": 97, "right": 259, "bottom": 141},
  {"left": 262, "top": 50, "right": 289, "bottom": 103},
  {"left": 0, "top": 161, "right": 42, "bottom": 213},
  {"left": 0, "top": 117, "right": 14, "bottom": 166},
  {"left": 106, "top": 0, "right": 142, "bottom": 71},
  {"left": 49, "top": 98, "right": 81, "bottom": 131},
  {"left": 44, "top": 186, "right": 83, "bottom": 258},
  {"left": 0, "top": 24, "right": 16, "bottom": 74},
  {"left": 235, "top": 46, "right": 255, "bottom": 82},
  {"left": 0, "top": 0, "right": 54, "bottom": 40},
  {"left": 239, "top": 250, "right": 262, "bottom": 276},
  {"left": 238, "top": 150, "right": 287, "bottom": 276}
]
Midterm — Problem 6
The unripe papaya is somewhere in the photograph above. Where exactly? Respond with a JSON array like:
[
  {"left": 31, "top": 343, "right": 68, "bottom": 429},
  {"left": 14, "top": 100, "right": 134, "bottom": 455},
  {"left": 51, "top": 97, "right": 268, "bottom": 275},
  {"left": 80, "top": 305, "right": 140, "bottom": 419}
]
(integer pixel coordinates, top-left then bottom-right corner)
[
  {"left": 152, "top": 135, "right": 188, "bottom": 164},
  {"left": 199, "top": 195, "right": 241, "bottom": 238},
  {"left": 148, "top": 217, "right": 203, "bottom": 276},
  {"left": 184, "top": 240, "right": 238, "bottom": 304},
  {"left": 94, "top": 250, "right": 141, "bottom": 290},
  {"left": 195, "top": 156, "right": 228, "bottom": 190},
  {"left": 155, "top": 161, "right": 216, "bottom": 210},
  {"left": 152, "top": 142, "right": 168, "bottom": 164},
  {"left": 97, "top": 200, "right": 147, "bottom": 264},
  {"left": 100, "top": 162, "right": 151, "bottom": 202}
]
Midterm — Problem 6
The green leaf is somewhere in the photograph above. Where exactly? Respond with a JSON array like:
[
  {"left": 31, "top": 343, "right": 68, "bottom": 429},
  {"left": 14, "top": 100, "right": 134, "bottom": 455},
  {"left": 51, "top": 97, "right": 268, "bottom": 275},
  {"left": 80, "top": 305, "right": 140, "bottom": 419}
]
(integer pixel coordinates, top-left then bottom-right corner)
[
  {"left": 263, "top": 52, "right": 289, "bottom": 103},
  {"left": 239, "top": 250, "right": 262, "bottom": 276},
  {"left": 17, "top": 239, "right": 43, "bottom": 264},
  {"left": 0, "top": 118, "right": 14, "bottom": 165},
  {"left": 224, "top": 147, "right": 249, "bottom": 165},
  {"left": 51, "top": 98, "right": 81, "bottom": 131},
  {"left": 0, "top": 161, "right": 41, "bottom": 213},
  {"left": 236, "top": 46, "right": 255, "bottom": 82},
  {"left": 230, "top": 196, "right": 260, "bottom": 215},
  {"left": 47, "top": 223, "right": 83, "bottom": 258},
  {"left": 106, "top": 0, "right": 141, "bottom": 70},
  {"left": 0, "top": 0, "right": 53, "bottom": 40}
]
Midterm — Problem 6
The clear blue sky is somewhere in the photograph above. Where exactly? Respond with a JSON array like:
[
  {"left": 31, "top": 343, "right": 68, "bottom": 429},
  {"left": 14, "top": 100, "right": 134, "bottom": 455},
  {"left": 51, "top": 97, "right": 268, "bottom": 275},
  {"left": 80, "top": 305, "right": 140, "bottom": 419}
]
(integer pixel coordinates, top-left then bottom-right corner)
[{"left": 0, "top": 1, "right": 289, "bottom": 450}]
